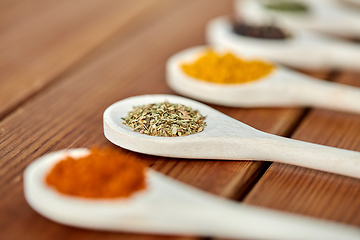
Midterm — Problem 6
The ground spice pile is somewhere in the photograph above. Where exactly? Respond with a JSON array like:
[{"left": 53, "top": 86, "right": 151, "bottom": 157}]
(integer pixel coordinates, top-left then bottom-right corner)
[
  {"left": 181, "top": 50, "right": 274, "bottom": 84},
  {"left": 264, "top": 0, "right": 309, "bottom": 12},
  {"left": 122, "top": 101, "right": 206, "bottom": 137},
  {"left": 233, "top": 22, "right": 290, "bottom": 39},
  {"left": 46, "top": 148, "right": 146, "bottom": 198}
]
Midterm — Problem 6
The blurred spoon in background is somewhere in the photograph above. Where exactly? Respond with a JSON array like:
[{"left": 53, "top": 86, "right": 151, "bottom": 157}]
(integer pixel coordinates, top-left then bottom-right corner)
[
  {"left": 236, "top": 0, "right": 360, "bottom": 38},
  {"left": 207, "top": 15, "right": 360, "bottom": 70},
  {"left": 167, "top": 46, "right": 360, "bottom": 113}
]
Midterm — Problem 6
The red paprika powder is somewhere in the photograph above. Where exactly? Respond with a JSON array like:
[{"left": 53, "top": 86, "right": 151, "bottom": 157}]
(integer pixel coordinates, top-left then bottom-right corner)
[{"left": 46, "top": 148, "right": 146, "bottom": 198}]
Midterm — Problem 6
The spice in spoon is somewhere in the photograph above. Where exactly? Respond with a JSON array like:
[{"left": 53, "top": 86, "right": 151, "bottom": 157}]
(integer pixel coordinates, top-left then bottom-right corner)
[
  {"left": 233, "top": 22, "right": 290, "bottom": 39},
  {"left": 263, "top": 0, "right": 309, "bottom": 12},
  {"left": 181, "top": 50, "right": 275, "bottom": 84},
  {"left": 122, "top": 101, "right": 206, "bottom": 137},
  {"left": 46, "top": 148, "right": 146, "bottom": 198}
]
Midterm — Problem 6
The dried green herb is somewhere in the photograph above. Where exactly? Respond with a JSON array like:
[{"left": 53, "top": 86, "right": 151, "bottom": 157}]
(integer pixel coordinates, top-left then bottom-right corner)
[
  {"left": 264, "top": 1, "right": 309, "bottom": 12},
  {"left": 122, "top": 101, "right": 206, "bottom": 137}
]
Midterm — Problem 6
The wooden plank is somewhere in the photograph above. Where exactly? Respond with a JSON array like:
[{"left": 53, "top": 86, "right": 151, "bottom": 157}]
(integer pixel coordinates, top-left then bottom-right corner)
[
  {"left": 0, "top": 1, "right": 231, "bottom": 239},
  {"left": 0, "top": 0, "right": 167, "bottom": 120},
  {"left": 0, "top": 1, "right": 334, "bottom": 239},
  {"left": 244, "top": 71, "right": 360, "bottom": 226},
  {"left": 0, "top": 0, "right": 40, "bottom": 31},
  {"left": 0, "top": 0, "right": 57, "bottom": 32},
  {"left": 0, "top": 1, "right": 333, "bottom": 199}
]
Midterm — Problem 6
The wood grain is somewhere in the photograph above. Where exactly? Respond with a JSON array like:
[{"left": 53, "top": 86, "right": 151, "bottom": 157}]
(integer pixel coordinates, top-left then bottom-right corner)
[
  {"left": 244, "top": 71, "right": 360, "bottom": 226},
  {"left": 0, "top": 0, "right": 327, "bottom": 199},
  {"left": 0, "top": 0, "right": 344, "bottom": 239},
  {"left": 0, "top": 0, "right": 167, "bottom": 120},
  {"left": 0, "top": 0, "right": 51, "bottom": 32},
  {"left": 0, "top": 0, "right": 231, "bottom": 239}
]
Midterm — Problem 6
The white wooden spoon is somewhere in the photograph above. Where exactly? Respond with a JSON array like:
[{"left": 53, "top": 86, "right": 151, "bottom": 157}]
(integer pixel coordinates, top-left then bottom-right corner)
[
  {"left": 104, "top": 94, "right": 360, "bottom": 179},
  {"left": 236, "top": 0, "right": 360, "bottom": 38},
  {"left": 24, "top": 148, "right": 360, "bottom": 239},
  {"left": 166, "top": 45, "right": 360, "bottom": 113},
  {"left": 206, "top": 15, "right": 360, "bottom": 70},
  {"left": 344, "top": 0, "right": 360, "bottom": 6}
]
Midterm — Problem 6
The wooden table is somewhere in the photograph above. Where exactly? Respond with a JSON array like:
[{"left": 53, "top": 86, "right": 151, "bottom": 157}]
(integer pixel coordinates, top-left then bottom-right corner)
[{"left": 1, "top": 0, "right": 359, "bottom": 239}]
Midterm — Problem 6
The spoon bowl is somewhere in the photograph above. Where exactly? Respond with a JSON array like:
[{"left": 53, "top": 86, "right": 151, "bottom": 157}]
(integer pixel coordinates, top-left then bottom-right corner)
[
  {"left": 24, "top": 148, "right": 360, "bottom": 239},
  {"left": 206, "top": 15, "right": 360, "bottom": 70},
  {"left": 104, "top": 94, "right": 360, "bottom": 179}
]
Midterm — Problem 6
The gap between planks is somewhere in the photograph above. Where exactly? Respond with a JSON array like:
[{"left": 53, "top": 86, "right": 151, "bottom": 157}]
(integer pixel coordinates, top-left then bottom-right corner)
[
  {"left": 0, "top": 0, "right": 175, "bottom": 121},
  {"left": 242, "top": 71, "right": 360, "bottom": 227}
]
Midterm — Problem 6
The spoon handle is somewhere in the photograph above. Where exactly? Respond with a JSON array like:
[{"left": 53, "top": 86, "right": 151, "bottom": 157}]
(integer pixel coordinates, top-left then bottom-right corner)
[
  {"left": 328, "top": 41, "right": 360, "bottom": 70},
  {"left": 152, "top": 172, "right": 360, "bottom": 240},
  {"left": 258, "top": 134, "right": 360, "bottom": 179},
  {"left": 198, "top": 201, "right": 360, "bottom": 240},
  {"left": 289, "top": 72, "right": 360, "bottom": 114}
]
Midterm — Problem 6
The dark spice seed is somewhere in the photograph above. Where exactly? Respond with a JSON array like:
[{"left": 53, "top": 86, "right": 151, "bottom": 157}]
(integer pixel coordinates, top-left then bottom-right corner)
[{"left": 233, "top": 22, "right": 290, "bottom": 40}]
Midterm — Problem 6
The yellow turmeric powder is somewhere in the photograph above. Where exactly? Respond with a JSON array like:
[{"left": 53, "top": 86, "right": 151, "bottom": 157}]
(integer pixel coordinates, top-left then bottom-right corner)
[{"left": 181, "top": 50, "right": 274, "bottom": 84}]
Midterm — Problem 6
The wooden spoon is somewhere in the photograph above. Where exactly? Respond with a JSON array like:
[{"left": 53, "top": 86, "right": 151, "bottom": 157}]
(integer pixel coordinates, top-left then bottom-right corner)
[
  {"left": 236, "top": 0, "right": 360, "bottom": 38},
  {"left": 24, "top": 149, "right": 360, "bottom": 239},
  {"left": 166, "top": 45, "right": 360, "bottom": 113},
  {"left": 104, "top": 94, "right": 360, "bottom": 179},
  {"left": 206, "top": 15, "right": 360, "bottom": 70}
]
